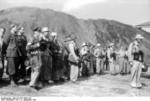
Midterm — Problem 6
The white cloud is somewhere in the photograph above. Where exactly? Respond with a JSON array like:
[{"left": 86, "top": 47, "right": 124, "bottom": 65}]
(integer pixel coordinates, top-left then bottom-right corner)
[
  {"left": 5, "top": 0, "right": 62, "bottom": 3},
  {"left": 0, "top": 0, "right": 65, "bottom": 10},
  {"left": 62, "top": 0, "right": 150, "bottom": 12},
  {"left": 62, "top": 0, "right": 107, "bottom": 12}
]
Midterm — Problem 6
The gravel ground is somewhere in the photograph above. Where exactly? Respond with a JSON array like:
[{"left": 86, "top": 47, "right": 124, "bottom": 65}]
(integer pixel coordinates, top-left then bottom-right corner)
[{"left": 0, "top": 69, "right": 150, "bottom": 97}]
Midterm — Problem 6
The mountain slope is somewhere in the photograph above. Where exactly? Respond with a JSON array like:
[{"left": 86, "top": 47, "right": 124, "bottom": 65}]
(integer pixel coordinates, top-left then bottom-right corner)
[{"left": 0, "top": 7, "right": 150, "bottom": 64}]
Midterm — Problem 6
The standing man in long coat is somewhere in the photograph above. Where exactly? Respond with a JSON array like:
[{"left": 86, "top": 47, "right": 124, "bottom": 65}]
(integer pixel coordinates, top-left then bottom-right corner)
[{"left": 3, "top": 24, "right": 20, "bottom": 86}]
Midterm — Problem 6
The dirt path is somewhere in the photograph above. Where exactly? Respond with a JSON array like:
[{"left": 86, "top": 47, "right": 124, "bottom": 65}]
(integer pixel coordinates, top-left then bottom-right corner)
[{"left": 0, "top": 70, "right": 150, "bottom": 97}]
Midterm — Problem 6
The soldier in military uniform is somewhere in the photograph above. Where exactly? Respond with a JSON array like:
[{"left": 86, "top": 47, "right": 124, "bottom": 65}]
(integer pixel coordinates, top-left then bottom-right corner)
[
  {"left": 39, "top": 27, "right": 52, "bottom": 86},
  {"left": 3, "top": 24, "right": 20, "bottom": 86},
  {"left": 94, "top": 43, "right": 105, "bottom": 75},
  {"left": 128, "top": 34, "right": 144, "bottom": 88},
  {"left": 0, "top": 27, "right": 6, "bottom": 80},
  {"left": 26, "top": 27, "right": 42, "bottom": 88},
  {"left": 80, "top": 42, "right": 90, "bottom": 77},
  {"left": 64, "top": 35, "right": 72, "bottom": 80},
  {"left": 17, "top": 27, "right": 27, "bottom": 81},
  {"left": 88, "top": 43, "right": 95, "bottom": 75},
  {"left": 50, "top": 32, "right": 62, "bottom": 83},
  {"left": 66, "top": 35, "right": 79, "bottom": 82},
  {"left": 107, "top": 43, "right": 117, "bottom": 75}
]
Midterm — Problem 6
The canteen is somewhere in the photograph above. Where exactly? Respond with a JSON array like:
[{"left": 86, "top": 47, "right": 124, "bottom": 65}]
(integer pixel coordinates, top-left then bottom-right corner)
[{"left": 142, "top": 63, "right": 149, "bottom": 72}]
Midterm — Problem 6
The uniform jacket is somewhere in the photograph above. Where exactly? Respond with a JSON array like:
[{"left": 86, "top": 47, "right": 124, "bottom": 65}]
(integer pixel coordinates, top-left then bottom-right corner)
[
  {"left": 17, "top": 34, "right": 27, "bottom": 56},
  {"left": 94, "top": 47, "right": 105, "bottom": 59},
  {"left": 80, "top": 46, "right": 88, "bottom": 56},
  {"left": 68, "top": 41, "right": 78, "bottom": 63},
  {"left": 26, "top": 37, "right": 41, "bottom": 55},
  {"left": 40, "top": 38, "right": 52, "bottom": 56},
  {"left": 107, "top": 47, "right": 116, "bottom": 61},
  {"left": 3, "top": 33, "right": 19, "bottom": 57}
]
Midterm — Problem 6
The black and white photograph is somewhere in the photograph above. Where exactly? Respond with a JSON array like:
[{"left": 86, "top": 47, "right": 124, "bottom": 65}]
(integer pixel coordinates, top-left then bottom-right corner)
[{"left": 0, "top": 0, "right": 150, "bottom": 98}]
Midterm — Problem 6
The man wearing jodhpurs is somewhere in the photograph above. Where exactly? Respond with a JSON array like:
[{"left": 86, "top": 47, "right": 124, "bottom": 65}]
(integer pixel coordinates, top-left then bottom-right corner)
[{"left": 26, "top": 27, "right": 42, "bottom": 89}]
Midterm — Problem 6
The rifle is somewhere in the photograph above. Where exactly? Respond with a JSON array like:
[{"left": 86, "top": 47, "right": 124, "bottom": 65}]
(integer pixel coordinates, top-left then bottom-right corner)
[{"left": 59, "top": 40, "right": 69, "bottom": 54}]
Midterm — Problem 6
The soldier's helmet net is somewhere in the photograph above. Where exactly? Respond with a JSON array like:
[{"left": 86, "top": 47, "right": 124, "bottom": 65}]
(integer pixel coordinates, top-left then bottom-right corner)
[{"left": 10, "top": 23, "right": 17, "bottom": 29}]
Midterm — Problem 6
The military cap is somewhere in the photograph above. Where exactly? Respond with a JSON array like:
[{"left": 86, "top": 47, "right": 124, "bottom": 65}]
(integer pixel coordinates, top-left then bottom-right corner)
[
  {"left": 65, "top": 34, "right": 72, "bottom": 38},
  {"left": 10, "top": 23, "right": 17, "bottom": 29},
  {"left": 109, "top": 43, "right": 114, "bottom": 46},
  {"left": 65, "top": 34, "right": 76, "bottom": 42},
  {"left": 33, "top": 26, "right": 41, "bottom": 32}
]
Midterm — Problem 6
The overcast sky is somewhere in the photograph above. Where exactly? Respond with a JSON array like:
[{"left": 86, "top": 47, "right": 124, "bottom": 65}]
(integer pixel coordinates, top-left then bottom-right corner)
[{"left": 0, "top": 0, "right": 150, "bottom": 26}]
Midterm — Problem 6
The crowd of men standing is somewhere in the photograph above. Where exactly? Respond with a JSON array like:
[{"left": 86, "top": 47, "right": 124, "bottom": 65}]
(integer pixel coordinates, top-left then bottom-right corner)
[{"left": 0, "top": 23, "right": 148, "bottom": 90}]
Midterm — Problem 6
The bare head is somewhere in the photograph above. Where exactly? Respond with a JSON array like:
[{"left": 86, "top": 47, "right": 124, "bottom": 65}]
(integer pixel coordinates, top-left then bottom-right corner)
[
  {"left": 18, "top": 27, "right": 24, "bottom": 35},
  {"left": 10, "top": 24, "right": 17, "bottom": 34}
]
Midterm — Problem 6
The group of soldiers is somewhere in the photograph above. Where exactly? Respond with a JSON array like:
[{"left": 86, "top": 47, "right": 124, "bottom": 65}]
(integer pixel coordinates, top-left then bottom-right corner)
[{"left": 0, "top": 23, "right": 148, "bottom": 90}]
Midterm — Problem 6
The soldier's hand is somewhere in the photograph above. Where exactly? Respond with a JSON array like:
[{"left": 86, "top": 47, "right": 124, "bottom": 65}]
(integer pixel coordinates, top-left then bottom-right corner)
[
  {"left": 109, "top": 60, "right": 112, "bottom": 63},
  {"left": 76, "top": 60, "right": 79, "bottom": 64},
  {"left": 58, "top": 50, "right": 62, "bottom": 53},
  {"left": 76, "top": 57, "right": 79, "bottom": 63},
  {"left": 129, "top": 61, "right": 133, "bottom": 67},
  {"left": 36, "top": 43, "right": 40, "bottom": 47}
]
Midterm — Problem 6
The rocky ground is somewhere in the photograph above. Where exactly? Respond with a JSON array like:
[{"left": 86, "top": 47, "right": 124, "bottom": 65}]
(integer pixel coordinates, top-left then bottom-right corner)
[{"left": 0, "top": 69, "right": 150, "bottom": 97}]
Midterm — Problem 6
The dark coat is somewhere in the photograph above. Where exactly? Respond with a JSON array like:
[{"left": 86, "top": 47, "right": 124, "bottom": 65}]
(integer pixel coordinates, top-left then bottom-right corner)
[
  {"left": 3, "top": 33, "right": 19, "bottom": 57},
  {"left": 17, "top": 34, "right": 27, "bottom": 56}
]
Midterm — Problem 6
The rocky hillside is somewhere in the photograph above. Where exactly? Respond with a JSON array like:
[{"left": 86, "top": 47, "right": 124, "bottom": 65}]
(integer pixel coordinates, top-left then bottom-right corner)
[{"left": 0, "top": 7, "right": 150, "bottom": 64}]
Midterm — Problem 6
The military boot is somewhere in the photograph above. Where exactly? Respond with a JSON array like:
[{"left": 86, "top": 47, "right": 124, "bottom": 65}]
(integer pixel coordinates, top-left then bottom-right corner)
[{"left": 10, "top": 76, "right": 17, "bottom": 87}]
